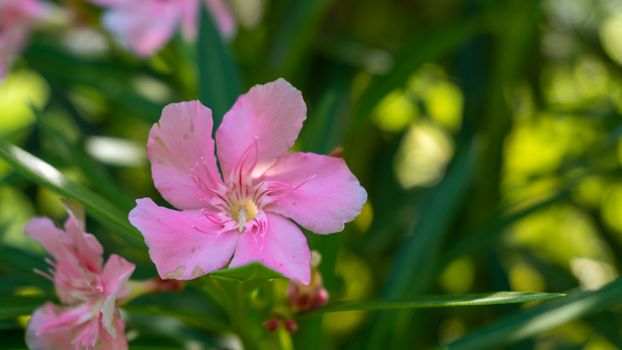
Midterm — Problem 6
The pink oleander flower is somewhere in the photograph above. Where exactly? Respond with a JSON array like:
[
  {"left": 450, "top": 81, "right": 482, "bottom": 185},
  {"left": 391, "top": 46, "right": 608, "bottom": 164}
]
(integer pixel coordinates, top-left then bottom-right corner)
[
  {"left": 0, "top": 0, "right": 43, "bottom": 78},
  {"left": 90, "top": 0, "right": 235, "bottom": 56},
  {"left": 129, "top": 79, "right": 367, "bottom": 285},
  {"left": 24, "top": 204, "right": 135, "bottom": 350}
]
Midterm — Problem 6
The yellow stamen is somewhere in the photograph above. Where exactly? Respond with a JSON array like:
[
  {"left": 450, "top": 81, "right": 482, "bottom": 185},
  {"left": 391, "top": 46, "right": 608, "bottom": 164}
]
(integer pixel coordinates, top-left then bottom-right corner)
[{"left": 231, "top": 198, "right": 258, "bottom": 232}]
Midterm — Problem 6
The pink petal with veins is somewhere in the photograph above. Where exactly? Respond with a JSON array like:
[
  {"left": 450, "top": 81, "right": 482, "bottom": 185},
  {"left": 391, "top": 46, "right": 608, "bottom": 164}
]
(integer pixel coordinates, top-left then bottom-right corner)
[
  {"left": 216, "top": 79, "right": 307, "bottom": 177},
  {"left": 129, "top": 198, "right": 239, "bottom": 280},
  {"left": 261, "top": 152, "right": 367, "bottom": 234},
  {"left": 230, "top": 213, "right": 311, "bottom": 284}
]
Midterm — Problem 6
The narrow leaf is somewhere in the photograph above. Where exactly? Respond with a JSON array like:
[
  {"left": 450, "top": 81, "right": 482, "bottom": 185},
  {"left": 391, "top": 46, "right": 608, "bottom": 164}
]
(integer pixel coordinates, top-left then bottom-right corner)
[
  {"left": 269, "top": 0, "right": 333, "bottom": 77},
  {"left": 26, "top": 42, "right": 164, "bottom": 123},
  {"left": 317, "top": 292, "right": 565, "bottom": 313},
  {"left": 209, "top": 263, "right": 282, "bottom": 282},
  {"left": 35, "top": 108, "right": 133, "bottom": 211},
  {"left": 443, "top": 278, "right": 622, "bottom": 350},
  {"left": 0, "top": 138, "right": 144, "bottom": 248},
  {"left": 386, "top": 140, "right": 480, "bottom": 298},
  {"left": 124, "top": 305, "right": 229, "bottom": 333},
  {"left": 365, "top": 139, "right": 479, "bottom": 348},
  {"left": 0, "top": 295, "right": 47, "bottom": 319},
  {"left": 197, "top": 3, "right": 242, "bottom": 127}
]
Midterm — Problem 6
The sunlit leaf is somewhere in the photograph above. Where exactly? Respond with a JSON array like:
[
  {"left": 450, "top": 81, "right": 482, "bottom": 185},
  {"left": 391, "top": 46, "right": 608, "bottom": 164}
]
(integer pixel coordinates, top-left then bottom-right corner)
[
  {"left": 317, "top": 292, "right": 564, "bottom": 313},
  {"left": 0, "top": 138, "right": 144, "bottom": 249},
  {"left": 36, "top": 113, "right": 133, "bottom": 211},
  {"left": 364, "top": 139, "right": 479, "bottom": 348},
  {"left": 443, "top": 278, "right": 622, "bottom": 350}
]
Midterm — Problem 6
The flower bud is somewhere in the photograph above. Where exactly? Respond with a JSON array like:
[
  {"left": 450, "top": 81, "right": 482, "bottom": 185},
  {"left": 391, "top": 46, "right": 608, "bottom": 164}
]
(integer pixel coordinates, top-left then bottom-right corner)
[
  {"left": 262, "top": 318, "right": 281, "bottom": 332},
  {"left": 288, "top": 251, "right": 330, "bottom": 312},
  {"left": 283, "top": 319, "right": 299, "bottom": 333}
]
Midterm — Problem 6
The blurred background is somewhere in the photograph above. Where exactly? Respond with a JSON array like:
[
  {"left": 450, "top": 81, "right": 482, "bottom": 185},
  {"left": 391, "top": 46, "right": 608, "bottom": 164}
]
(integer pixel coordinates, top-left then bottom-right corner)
[{"left": 2, "top": 0, "right": 622, "bottom": 349}]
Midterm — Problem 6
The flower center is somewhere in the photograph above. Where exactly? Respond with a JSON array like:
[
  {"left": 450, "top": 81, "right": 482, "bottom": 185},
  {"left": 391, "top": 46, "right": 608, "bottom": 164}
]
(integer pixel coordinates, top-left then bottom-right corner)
[{"left": 230, "top": 198, "right": 259, "bottom": 232}]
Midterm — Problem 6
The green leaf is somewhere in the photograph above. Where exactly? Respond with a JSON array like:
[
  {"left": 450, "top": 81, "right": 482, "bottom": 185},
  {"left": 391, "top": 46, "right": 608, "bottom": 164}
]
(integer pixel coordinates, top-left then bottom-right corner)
[
  {"left": 364, "top": 139, "right": 479, "bottom": 348},
  {"left": 208, "top": 263, "right": 282, "bottom": 282},
  {"left": 317, "top": 292, "right": 565, "bottom": 313},
  {"left": 300, "top": 78, "right": 350, "bottom": 154},
  {"left": 25, "top": 42, "right": 164, "bottom": 124},
  {"left": 35, "top": 106, "right": 133, "bottom": 211},
  {"left": 443, "top": 278, "right": 622, "bottom": 350},
  {"left": 0, "top": 295, "right": 47, "bottom": 319},
  {"left": 354, "top": 18, "right": 481, "bottom": 124},
  {"left": 0, "top": 245, "right": 47, "bottom": 275},
  {"left": 197, "top": 3, "right": 242, "bottom": 127},
  {"left": 0, "top": 138, "right": 144, "bottom": 249},
  {"left": 124, "top": 305, "right": 229, "bottom": 333},
  {"left": 269, "top": 0, "right": 333, "bottom": 78},
  {"left": 386, "top": 140, "right": 480, "bottom": 297}
]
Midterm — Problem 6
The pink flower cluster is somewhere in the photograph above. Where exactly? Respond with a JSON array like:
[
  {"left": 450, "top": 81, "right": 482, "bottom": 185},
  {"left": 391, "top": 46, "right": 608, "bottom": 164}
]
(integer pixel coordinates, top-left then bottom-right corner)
[
  {"left": 0, "top": 0, "right": 237, "bottom": 77},
  {"left": 90, "top": 0, "right": 236, "bottom": 56},
  {"left": 25, "top": 204, "right": 135, "bottom": 350},
  {"left": 22, "top": 79, "right": 365, "bottom": 348},
  {"left": 130, "top": 78, "right": 367, "bottom": 285},
  {"left": 0, "top": 0, "right": 43, "bottom": 78}
]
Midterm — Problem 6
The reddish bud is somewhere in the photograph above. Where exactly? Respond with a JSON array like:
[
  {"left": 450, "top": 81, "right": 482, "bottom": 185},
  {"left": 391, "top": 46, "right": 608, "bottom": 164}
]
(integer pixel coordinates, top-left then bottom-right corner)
[
  {"left": 288, "top": 282, "right": 330, "bottom": 312},
  {"left": 310, "top": 287, "right": 329, "bottom": 309},
  {"left": 263, "top": 318, "right": 281, "bottom": 332},
  {"left": 329, "top": 146, "right": 344, "bottom": 158},
  {"left": 284, "top": 319, "right": 299, "bottom": 333},
  {"left": 288, "top": 251, "right": 330, "bottom": 313}
]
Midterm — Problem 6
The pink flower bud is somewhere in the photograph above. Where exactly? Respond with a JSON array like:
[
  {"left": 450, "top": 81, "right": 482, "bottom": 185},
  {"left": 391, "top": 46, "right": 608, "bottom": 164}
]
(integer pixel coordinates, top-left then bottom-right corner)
[
  {"left": 284, "top": 319, "right": 299, "bottom": 333},
  {"left": 262, "top": 318, "right": 281, "bottom": 332},
  {"left": 288, "top": 280, "right": 330, "bottom": 312}
]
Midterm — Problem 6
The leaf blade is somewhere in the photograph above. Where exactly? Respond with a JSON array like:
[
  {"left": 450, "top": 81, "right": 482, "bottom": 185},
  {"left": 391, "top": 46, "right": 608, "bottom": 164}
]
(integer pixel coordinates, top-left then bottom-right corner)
[
  {"left": 208, "top": 263, "right": 283, "bottom": 282},
  {"left": 0, "top": 295, "right": 47, "bottom": 320},
  {"left": 269, "top": 0, "right": 333, "bottom": 78},
  {"left": 0, "top": 138, "right": 144, "bottom": 249},
  {"left": 317, "top": 292, "right": 565, "bottom": 313},
  {"left": 443, "top": 278, "right": 622, "bottom": 350},
  {"left": 363, "top": 139, "right": 479, "bottom": 349},
  {"left": 197, "top": 3, "right": 242, "bottom": 127}
]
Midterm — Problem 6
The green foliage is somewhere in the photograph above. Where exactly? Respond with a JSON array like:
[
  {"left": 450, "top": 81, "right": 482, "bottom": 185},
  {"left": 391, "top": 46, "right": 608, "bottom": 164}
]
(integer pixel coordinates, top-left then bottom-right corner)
[
  {"left": 0, "top": 138, "right": 144, "bottom": 249},
  {"left": 209, "top": 263, "right": 283, "bottom": 282},
  {"left": 354, "top": 18, "right": 481, "bottom": 124},
  {"left": 197, "top": 3, "right": 242, "bottom": 126},
  {"left": 2, "top": 0, "right": 622, "bottom": 349},
  {"left": 0, "top": 295, "right": 47, "bottom": 320},
  {"left": 318, "top": 292, "right": 564, "bottom": 313},
  {"left": 444, "top": 278, "right": 622, "bottom": 350}
]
